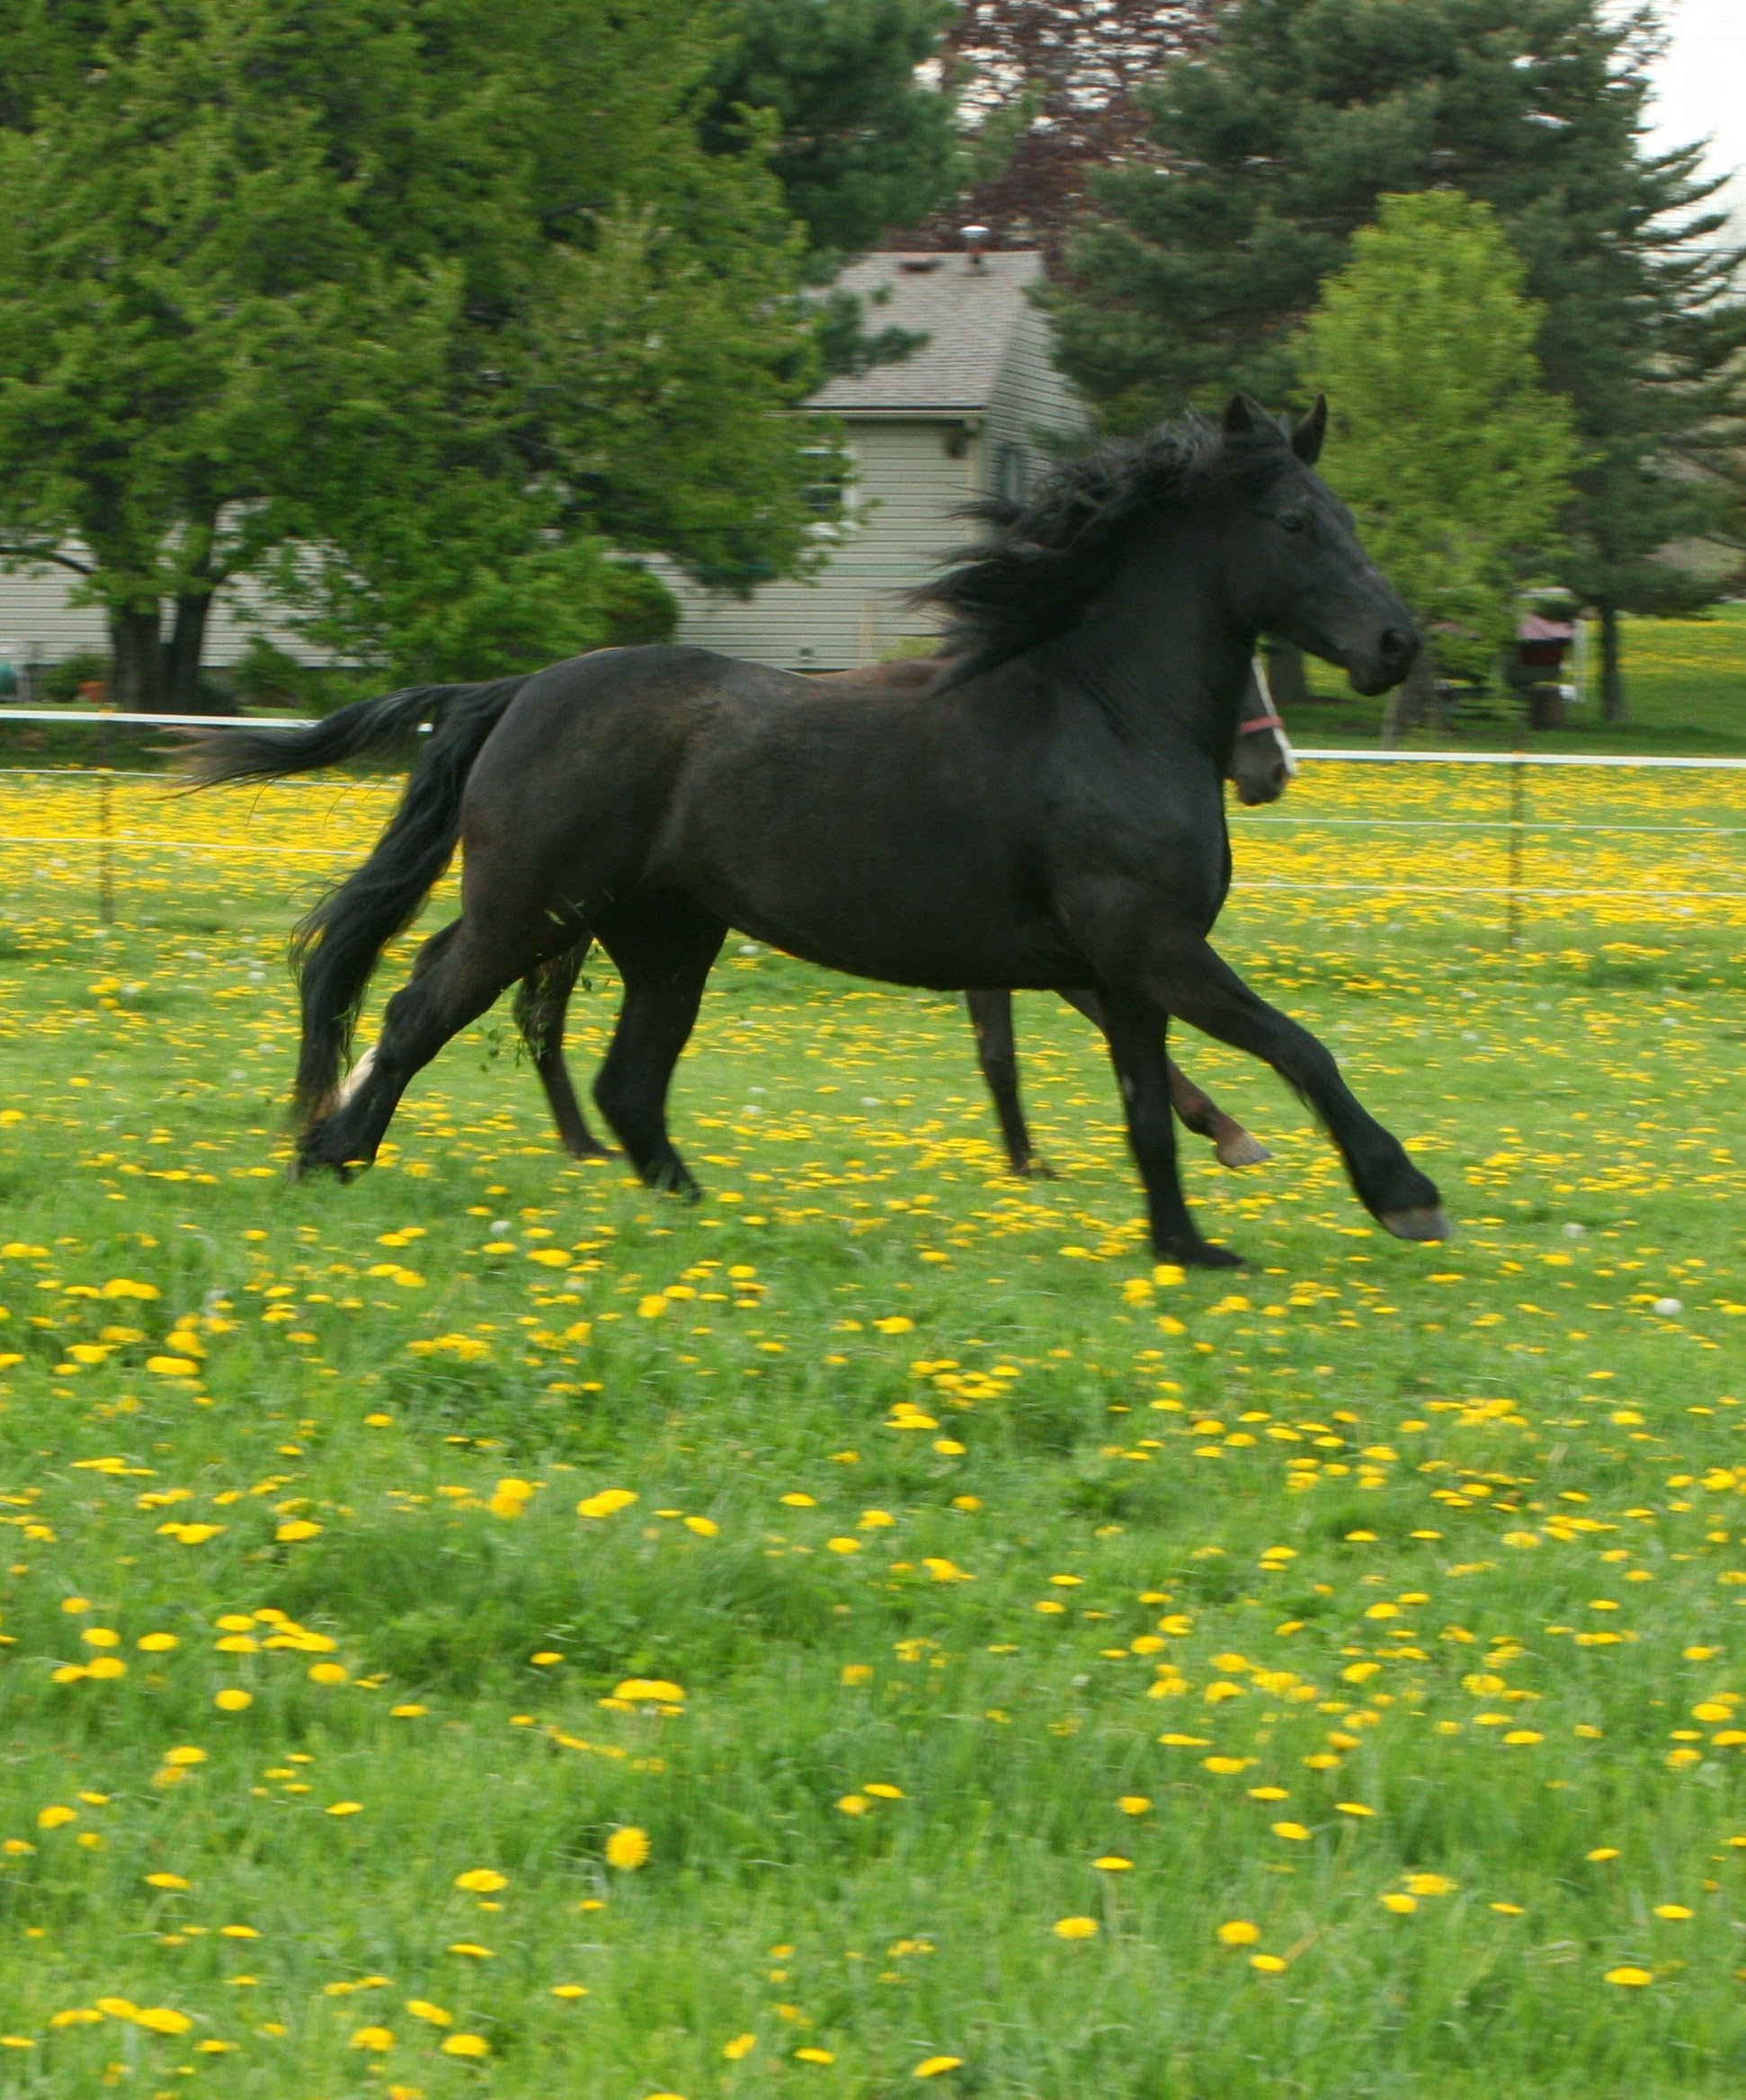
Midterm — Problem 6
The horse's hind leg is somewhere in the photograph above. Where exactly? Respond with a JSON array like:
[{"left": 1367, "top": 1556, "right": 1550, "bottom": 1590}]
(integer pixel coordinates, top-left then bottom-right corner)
[
  {"left": 514, "top": 943, "right": 613, "bottom": 1161},
  {"left": 966, "top": 991, "right": 1053, "bottom": 1177},
  {"left": 592, "top": 900, "right": 725, "bottom": 1196},
  {"left": 298, "top": 917, "right": 545, "bottom": 1178},
  {"left": 1165, "top": 1062, "right": 1271, "bottom": 1169},
  {"left": 1059, "top": 988, "right": 1269, "bottom": 1168}
]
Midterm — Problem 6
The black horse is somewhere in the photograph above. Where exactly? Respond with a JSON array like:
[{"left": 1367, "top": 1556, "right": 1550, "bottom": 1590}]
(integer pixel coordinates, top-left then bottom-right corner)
[
  {"left": 508, "top": 659, "right": 1290, "bottom": 1176},
  {"left": 188, "top": 396, "right": 1448, "bottom": 1266}
]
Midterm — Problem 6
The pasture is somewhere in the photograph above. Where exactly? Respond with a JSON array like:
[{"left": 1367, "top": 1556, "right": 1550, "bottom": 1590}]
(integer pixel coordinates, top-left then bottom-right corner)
[{"left": 0, "top": 761, "right": 1743, "bottom": 2098}]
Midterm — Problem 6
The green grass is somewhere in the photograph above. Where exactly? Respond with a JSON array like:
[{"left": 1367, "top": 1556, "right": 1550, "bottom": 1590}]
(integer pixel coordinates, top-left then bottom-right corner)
[
  {"left": 0, "top": 838, "right": 1744, "bottom": 2097},
  {"left": 1298, "top": 604, "right": 1746, "bottom": 756}
]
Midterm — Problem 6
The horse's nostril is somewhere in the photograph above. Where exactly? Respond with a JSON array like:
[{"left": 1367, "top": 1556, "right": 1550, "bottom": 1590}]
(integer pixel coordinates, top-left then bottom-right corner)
[{"left": 1379, "top": 627, "right": 1417, "bottom": 673}]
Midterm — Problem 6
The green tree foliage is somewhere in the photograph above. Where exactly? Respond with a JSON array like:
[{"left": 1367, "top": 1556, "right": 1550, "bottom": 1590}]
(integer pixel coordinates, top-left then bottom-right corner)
[
  {"left": 0, "top": 0, "right": 831, "bottom": 702},
  {"left": 1048, "top": 0, "right": 1746, "bottom": 716},
  {"left": 1298, "top": 192, "right": 1578, "bottom": 727}
]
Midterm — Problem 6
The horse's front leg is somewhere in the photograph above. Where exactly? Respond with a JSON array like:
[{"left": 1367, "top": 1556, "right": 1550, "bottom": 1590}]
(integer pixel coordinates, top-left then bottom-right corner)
[
  {"left": 1059, "top": 987, "right": 1269, "bottom": 1168},
  {"left": 1096, "top": 986, "right": 1243, "bottom": 1268},
  {"left": 1132, "top": 938, "right": 1449, "bottom": 1241}
]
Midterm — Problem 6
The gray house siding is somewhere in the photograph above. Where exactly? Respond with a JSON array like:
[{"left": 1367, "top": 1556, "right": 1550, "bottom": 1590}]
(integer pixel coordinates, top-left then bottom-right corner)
[
  {"left": 671, "top": 248, "right": 1089, "bottom": 672},
  {"left": 663, "top": 419, "right": 985, "bottom": 670},
  {"left": 0, "top": 558, "right": 316, "bottom": 672},
  {"left": 983, "top": 298, "right": 1092, "bottom": 503}
]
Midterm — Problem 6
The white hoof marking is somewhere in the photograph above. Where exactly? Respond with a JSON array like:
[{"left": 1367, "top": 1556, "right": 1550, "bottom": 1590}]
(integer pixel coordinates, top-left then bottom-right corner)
[{"left": 333, "top": 1043, "right": 379, "bottom": 1111}]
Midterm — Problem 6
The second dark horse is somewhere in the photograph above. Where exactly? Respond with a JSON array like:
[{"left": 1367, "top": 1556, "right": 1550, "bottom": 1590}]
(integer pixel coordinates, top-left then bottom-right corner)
[{"left": 188, "top": 396, "right": 1448, "bottom": 1266}]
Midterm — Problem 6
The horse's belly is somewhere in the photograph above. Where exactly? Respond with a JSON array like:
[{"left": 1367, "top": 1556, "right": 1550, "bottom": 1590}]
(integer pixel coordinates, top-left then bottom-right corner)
[{"left": 717, "top": 896, "right": 1086, "bottom": 993}]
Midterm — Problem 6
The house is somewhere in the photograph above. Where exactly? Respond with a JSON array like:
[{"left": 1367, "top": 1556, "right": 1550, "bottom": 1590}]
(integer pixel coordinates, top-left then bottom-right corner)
[{"left": 664, "top": 247, "right": 1091, "bottom": 670}]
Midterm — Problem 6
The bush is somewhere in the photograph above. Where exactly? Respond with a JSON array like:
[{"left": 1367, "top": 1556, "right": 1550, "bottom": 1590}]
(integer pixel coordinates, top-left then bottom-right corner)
[{"left": 39, "top": 650, "right": 112, "bottom": 705}]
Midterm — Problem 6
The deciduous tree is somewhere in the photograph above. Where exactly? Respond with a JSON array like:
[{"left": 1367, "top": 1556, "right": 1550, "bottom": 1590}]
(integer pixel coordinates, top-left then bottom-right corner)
[
  {"left": 0, "top": 0, "right": 830, "bottom": 702},
  {"left": 1297, "top": 191, "right": 1579, "bottom": 737}
]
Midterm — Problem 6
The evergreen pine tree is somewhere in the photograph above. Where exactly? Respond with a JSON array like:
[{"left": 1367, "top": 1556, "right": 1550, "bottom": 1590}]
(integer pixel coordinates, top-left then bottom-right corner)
[{"left": 707, "top": 0, "right": 962, "bottom": 260}]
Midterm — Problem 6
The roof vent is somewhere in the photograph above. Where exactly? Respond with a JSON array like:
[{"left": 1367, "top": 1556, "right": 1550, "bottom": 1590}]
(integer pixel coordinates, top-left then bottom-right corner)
[
  {"left": 961, "top": 224, "right": 990, "bottom": 268},
  {"left": 897, "top": 255, "right": 942, "bottom": 272}
]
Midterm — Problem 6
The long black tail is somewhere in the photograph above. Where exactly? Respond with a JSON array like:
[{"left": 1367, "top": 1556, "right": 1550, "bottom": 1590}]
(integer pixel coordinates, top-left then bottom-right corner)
[
  {"left": 178, "top": 681, "right": 486, "bottom": 788},
  {"left": 184, "top": 677, "right": 530, "bottom": 1122}
]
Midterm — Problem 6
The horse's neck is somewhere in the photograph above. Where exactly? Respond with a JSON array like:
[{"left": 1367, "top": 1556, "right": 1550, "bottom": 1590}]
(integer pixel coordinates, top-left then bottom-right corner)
[{"left": 1053, "top": 535, "right": 1254, "bottom": 755}]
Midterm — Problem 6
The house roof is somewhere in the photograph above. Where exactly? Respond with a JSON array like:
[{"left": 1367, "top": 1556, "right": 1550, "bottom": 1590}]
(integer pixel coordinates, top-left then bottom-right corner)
[{"left": 810, "top": 250, "right": 1047, "bottom": 415}]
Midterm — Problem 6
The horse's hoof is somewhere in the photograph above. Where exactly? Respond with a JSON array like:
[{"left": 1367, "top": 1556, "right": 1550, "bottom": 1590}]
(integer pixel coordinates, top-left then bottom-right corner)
[
  {"left": 1214, "top": 1133, "right": 1271, "bottom": 1169},
  {"left": 1381, "top": 1206, "right": 1454, "bottom": 1242},
  {"left": 1158, "top": 1239, "right": 1244, "bottom": 1269},
  {"left": 1017, "top": 1156, "right": 1058, "bottom": 1179}
]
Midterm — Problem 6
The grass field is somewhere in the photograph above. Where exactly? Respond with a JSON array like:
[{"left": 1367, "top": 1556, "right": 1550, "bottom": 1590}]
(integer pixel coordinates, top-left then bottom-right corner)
[
  {"left": 1299, "top": 603, "right": 1746, "bottom": 756},
  {"left": 0, "top": 766, "right": 1744, "bottom": 2098}
]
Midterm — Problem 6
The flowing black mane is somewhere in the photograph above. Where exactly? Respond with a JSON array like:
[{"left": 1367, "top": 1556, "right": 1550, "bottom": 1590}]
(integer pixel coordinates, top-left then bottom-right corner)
[{"left": 915, "top": 408, "right": 1299, "bottom": 682}]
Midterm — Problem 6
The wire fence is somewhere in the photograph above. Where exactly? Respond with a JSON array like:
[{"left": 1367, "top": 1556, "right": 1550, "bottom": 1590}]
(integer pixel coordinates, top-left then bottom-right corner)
[{"left": 2, "top": 710, "right": 1743, "bottom": 938}]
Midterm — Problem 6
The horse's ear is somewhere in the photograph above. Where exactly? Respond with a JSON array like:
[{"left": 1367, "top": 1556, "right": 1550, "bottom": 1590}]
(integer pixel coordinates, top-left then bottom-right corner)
[
  {"left": 1222, "top": 394, "right": 1261, "bottom": 437},
  {"left": 1291, "top": 395, "right": 1328, "bottom": 465}
]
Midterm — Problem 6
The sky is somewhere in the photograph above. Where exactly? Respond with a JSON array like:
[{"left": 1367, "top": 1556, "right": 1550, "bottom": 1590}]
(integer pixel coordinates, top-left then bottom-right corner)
[{"left": 1644, "top": 0, "right": 1746, "bottom": 234}]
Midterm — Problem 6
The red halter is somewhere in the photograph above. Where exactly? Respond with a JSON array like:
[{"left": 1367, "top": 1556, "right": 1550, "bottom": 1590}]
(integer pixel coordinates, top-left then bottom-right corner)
[{"left": 1237, "top": 711, "right": 1286, "bottom": 734}]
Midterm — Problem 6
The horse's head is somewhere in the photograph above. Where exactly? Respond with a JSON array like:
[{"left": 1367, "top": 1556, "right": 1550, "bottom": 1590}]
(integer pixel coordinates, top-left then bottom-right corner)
[
  {"left": 1228, "top": 666, "right": 1296, "bottom": 806},
  {"left": 1215, "top": 396, "right": 1417, "bottom": 699}
]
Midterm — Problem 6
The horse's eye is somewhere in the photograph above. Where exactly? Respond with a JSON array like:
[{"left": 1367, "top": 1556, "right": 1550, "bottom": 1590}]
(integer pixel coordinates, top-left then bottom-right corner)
[{"left": 1278, "top": 512, "right": 1307, "bottom": 534}]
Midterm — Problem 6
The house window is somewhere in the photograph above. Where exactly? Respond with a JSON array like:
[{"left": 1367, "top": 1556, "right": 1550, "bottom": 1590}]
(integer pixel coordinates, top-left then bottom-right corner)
[
  {"left": 803, "top": 442, "right": 854, "bottom": 529},
  {"left": 996, "top": 442, "right": 1029, "bottom": 503}
]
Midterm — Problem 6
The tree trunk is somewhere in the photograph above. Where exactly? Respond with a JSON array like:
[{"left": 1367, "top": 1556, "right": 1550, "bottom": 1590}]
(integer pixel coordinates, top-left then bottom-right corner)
[
  {"left": 1263, "top": 641, "right": 1313, "bottom": 711},
  {"left": 1598, "top": 598, "right": 1626, "bottom": 723},
  {"left": 1380, "top": 637, "right": 1437, "bottom": 748},
  {"left": 107, "top": 604, "right": 165, "bottom": 712},
  {"left": 165, "top": 592, "right": 216, "bottom": 711}
]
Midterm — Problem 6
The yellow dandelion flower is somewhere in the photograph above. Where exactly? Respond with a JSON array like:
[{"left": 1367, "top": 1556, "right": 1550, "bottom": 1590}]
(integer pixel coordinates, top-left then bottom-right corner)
[
  {"left": 605, "top": 1826, "right": 650, "bottom": 1870},
  {"left": 134, "top": 2008, "right": 192, "bottom": 2035},
  {"left": 1053, "top": 1917, "right": 1098, "bottom": 1940},
  {"left": 1216, "top": 1920, "right": 1261, "bottom": 1946}
]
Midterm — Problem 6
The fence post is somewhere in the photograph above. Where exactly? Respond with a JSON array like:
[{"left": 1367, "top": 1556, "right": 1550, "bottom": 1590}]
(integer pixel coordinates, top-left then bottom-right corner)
[
  {"left": 90, "top": 681, "right": 116, "bottom": 927},
  {"left": 1505, "top": 745, "right": 1526, "bottom": 948}
]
